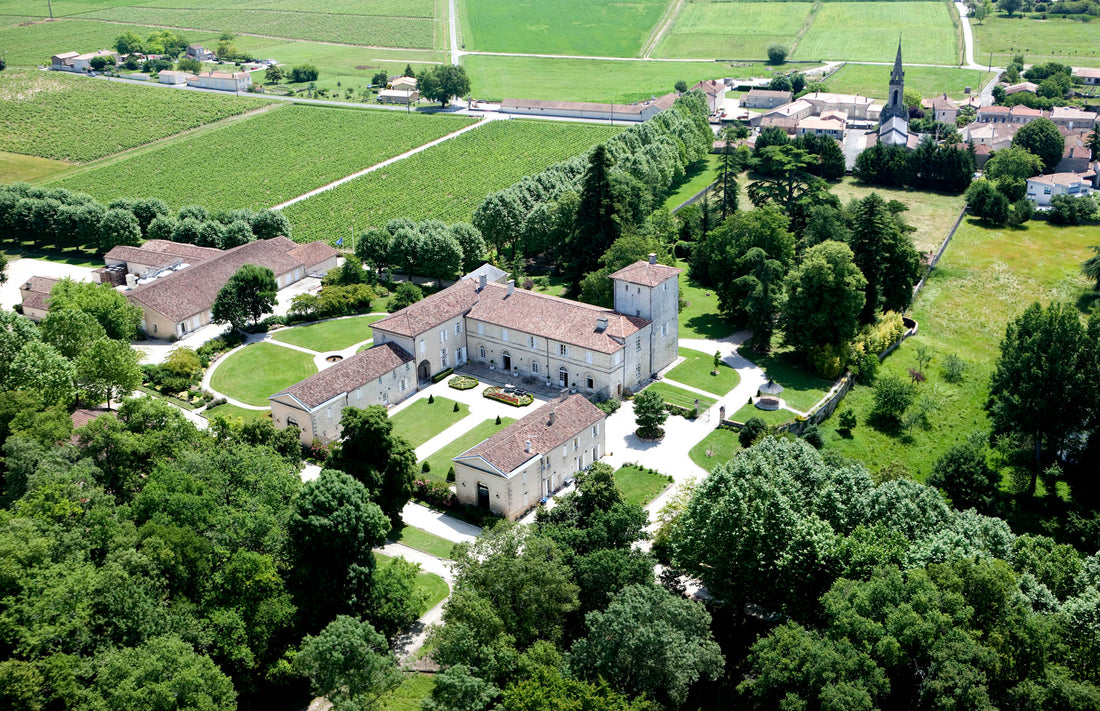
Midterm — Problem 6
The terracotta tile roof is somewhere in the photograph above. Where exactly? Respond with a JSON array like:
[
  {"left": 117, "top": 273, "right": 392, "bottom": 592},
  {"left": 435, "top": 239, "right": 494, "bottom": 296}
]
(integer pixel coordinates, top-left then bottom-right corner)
[
  {"left": 273, "top": 342, "right": 413, "bottom": 410},
  {"left": 456, "top": 395, "right": 604, "bottom": 475},
  {"left": 140, "top": 240, "right": 221, "bottom": 262},
  {"left": 1028, "top": 172, "right": 1094, "bottom": 187},
  {"left": 608, "top": 259, "right": 681, "bottom": 288},
  {"left": 128, "top": 238, "right": 309, "bottom": 322},
  {"left": 1073, "top": 67, "right": 1100, "bottom": 79},
  {"left": 288, "top": 241, "right": 339, "bottom": 271},
  {"left": 1065, "top": 145, "right": 1091, "bottom": 159},
  {"left": 467, "top": 282, "right": 648, "bottom": 354},
  {"left": 803, "top": 91, "right": 874, "bottom": 106},
  {"left": 746, "top": 89, "right": 792, "bottom": 99},
  {"left": 692, "top": 79, "right": 726, "bottom": 95},
  {"left": 104, "top": 245, "right": 182, "bottom": 269},
  {"left": 1051, "top": 106, "right": 1098, "bottom": 123},
  {"left": 501, "top": 96, "right": 674, "bottom": 116},
  {"left": 979, "top": 105, "right": 1010, "bottom": 115},
  {"left": 22, "top": 276, "right": 59, "bottom": 295},
  {"left": 372, "top": 279, "right": 481, "bottom": 338},
  {"left": 923, "top": 95, "right": 958, "bottom": 110}
]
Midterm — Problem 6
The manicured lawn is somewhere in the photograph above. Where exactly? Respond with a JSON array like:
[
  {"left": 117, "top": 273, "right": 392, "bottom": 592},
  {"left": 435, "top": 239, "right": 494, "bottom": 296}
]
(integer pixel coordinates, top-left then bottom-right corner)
[
  {"left": 748, "top": 345, "right": 835, "bottom": 412},
  {"left": 419, "top": 417, "right": 516, "bottom": 482},
  {"left": 973, "top": 14, "right": 1100, "bottom": 67},
  {"left": 390, "top": 397, "right": 470, "bottom": 448},
  {"left": 210, "top": 342, "right": 317, "bottom": 406},
  {"left": 392, "top": 526, "right": 457, "bottom": 559},
  {"left": 821, "top": 64, "right": 994, "bottom": 105},
  {"left": 677, "top": 259, "right": 733, "bottom": 341},
  {"left": 731, "top": 402, "right": 798, "bottom": 426},
  {"left": 270, "top": 314, "right": 386, "bottom": 352},
  {"left": 614, "top": 465, "right": 672, "bottom": 507},
  {"left": 830, "top": 177, "right": 967, "bottom": 255},
  {"left": 663, "top": 154, "right": 722, "bottom": 212},
  {"left": 821, "top": 218, "right": 1096, "bottom": 479},
  {"left": 689, "top": 427, "right": 741, "bottom": 471},
  {"left": 202, "top": 403, "right": 272, "bottom": 422},
  {"left": 459, "top": 0, "right": 667, "bottom": 57},
  {"left": 654, "top": 1, "right": 813, "bottom": 60},
  {"left": 375, "top": 554, "right": 450, "bottom": 613},
  {"left": 665, "top": 346, "right": 741, "bottom": 396},
  {"left": 795, "top": 3, "right": 959, "bottom": 65},
  {"left": 381, "top": 674, "right": 436, "bottom": 711},
  {"left": 0, "top": 151, "right": 73, "bottom": 183},
  {"left": 646, "top": 382, "right": 717, "bottom": 412}
]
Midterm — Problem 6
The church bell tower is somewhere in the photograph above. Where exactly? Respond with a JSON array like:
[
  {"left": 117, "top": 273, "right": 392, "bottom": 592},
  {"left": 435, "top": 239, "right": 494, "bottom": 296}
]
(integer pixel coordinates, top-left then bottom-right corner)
[{"left": 881, "top": 42, "right": 907, "bottom": 122}]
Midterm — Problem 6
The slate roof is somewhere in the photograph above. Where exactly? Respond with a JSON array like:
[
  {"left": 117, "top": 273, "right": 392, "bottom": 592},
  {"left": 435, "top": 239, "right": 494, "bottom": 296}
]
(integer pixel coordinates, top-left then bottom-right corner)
[
  {"left": 456, "top": 395, "right": 604, "bottom": 475},
  {"left": 608, "top": 259, "right": 681, "bottom": 288},
  {"left": 273, "top": 342, "right": 413, "bottom": 410}
]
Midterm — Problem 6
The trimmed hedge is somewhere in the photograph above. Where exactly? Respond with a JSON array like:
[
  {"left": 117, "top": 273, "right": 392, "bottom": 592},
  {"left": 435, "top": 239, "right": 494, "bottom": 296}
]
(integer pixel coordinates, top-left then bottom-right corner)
[
  {"left": 449, "top": 375, "right": 479, "bottom": 390},
  {"left": 484, "top": 386, "right": 534, "bottom": 407},
  {"left": 431, "top": 367, "right": 455, "bottom": 384}
]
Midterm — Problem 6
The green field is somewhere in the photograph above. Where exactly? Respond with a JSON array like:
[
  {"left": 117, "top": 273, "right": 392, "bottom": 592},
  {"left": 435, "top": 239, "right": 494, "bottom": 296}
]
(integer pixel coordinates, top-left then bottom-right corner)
[
  {"left": 677, "top": 259, "right": 732, "bottom": 341},
  {"left": 830, "top": 177, "right": 966, "bottom": 255},
  {"left": 392, "top": 525, "right": 457, "bottom": 559},
  {"left": 822, "top": 64, "right": 993, "bottom": 105},
  {"left": 0, "top": 0, "right": 140, "bottom": 16},
  {"left": 390, "top": 397, "right": 470, "bottom": 448},
  {"left": 973, "top": 15, "right": 1100, "bottom": 67},
  {"left": 283, "top": 119, "right": 624, "bottom": 243},
  {"left": 663, "top": 154, "right": 721, "bottom": 212},
  {"left": 459, "top": 0, "right": 666, "bottom": 57},
  {"left": 52, "top": 105, "right": 472, "bottom": 210},
  {"left": 614, "top": 465, "right": 671, "bottom": 507},
  {"left": 81, "top": 6, "right": 439, "bottom": 49},
  {"left": 270, "top": 313, "right": 385, "bottom": 352},
  {"left": 654, "top": 1, "right": 813, "bottom": 60},
  {"left": 646, "top": 382, "right": 717, "bottom": 412},
  {"left": 794, "top": 3, "right": 959, "bottom": 65},
  {"left": 210, "top": 342, "right": 318, "bottom": 406},
  {"left": 821, "top": 219, "right": 1096, "bottom": 478},
  {"left": 419, "top": 417, "right": 516, "bottom": 482},
  {"left": 0, "top": 69, "right": 272, "bottom": 162},
  {"left": 689, "top": 426, "right": 741, "bottom": 471},
  {"left": 0, "top": 19, "right": 223, "bottom": 68},
  {"left": 202, "top": 403, "right": 271, "bottom": 421},
  {"left": 380, "top": 674, "right": 436, "bottom": 711},
  {"left": 0, "top": 151, "right": 72, "bottom": 183},
  {"left": 665, "top": 346, "right": 740, "bottom": 396}
]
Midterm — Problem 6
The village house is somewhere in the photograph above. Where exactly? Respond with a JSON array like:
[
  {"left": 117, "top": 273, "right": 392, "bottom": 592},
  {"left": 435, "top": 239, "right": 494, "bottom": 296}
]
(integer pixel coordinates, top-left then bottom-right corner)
[
  {"left": 1072, "top": 67, "right": 1100, "bottom": 87},
  {"left": 452, "top": 394, "right": 606, "bottom": 520},
  {"left": 797, "top": 111, "right": 846, "bottom": 140},
  {"left": 741, "top": 88, "right": 793, "bottom": 110},
  {"left": 185, "top": 45, "right": 215, "bottom": 62},
  {"left": 921, "top": 94, "right": 959, "bottom": 125},
  {"left": 1026, "top": 171, "right": 1096, "bottom": 207},
  {"left": 748, "top": 98, "right": 814, "bottom": 128},
  {"left": 691, "top": 79, "right": 729, "bottom": 114},
  {"left": 976, "top": 104, "right": 1043, "bottom": 125},
  {"left": 500, "top": 94, "right": 678, "bottom": 122},
  {"left": 52, "top": 49, "right": 118, "bottom": 73},
  {"left": 1056, "top": 145, "right": 1094, "bottom": 174},
  {"left": 1050, "top": 106, "right": 1098, "bottom": 131},
  {"left": 803, "top": 91, "right": 880, "bottom": 121},
  {"left": 187, "top": 71, "right": 252, "bottom": 92},
  {"left": 157, "top": 70, "right": 193, "bottom": 86},
  {"left": 1003, "top": 82, "right": 1039, "bottom": 96},
  {"left": 18, "top": 276, "right": 60, "bottom": 321},
  {"left": 378, "top": 76, "right": 420, "bottom": 104}
]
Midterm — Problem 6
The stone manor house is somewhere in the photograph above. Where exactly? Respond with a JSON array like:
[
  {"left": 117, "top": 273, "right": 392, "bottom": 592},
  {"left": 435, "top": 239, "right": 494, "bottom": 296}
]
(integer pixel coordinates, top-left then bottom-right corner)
[{"left": 269, "top": 256, "right": 681, "bottom": 446}]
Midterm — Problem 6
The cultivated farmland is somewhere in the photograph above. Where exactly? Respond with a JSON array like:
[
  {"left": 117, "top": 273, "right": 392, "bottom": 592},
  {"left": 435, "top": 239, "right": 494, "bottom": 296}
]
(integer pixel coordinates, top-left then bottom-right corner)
[
  {"left": 823, "top": 63, "right": 993, "bottom": 102},
  {"left": 50, "top": 105, "right": 473, "bottom": 210},
  {"left": 973, "top": 15, "right": 1100, "bottom": 67},
  {"left": 0, "top": 152, "right": 73, "bottom": 183},
  {"left": 0, "top": 70, "right": 273, "bottom": 162},
  {"left": 653, "top": 2, "right": 813, "bottom": 60},
  {"left": 794, "top": 2, "right": 959, "bottom": 65},
  {"left": 0, "top": 19, "right": 220, "bottom": 68},
  {"left": 283, "top": 119, "right": 625, "bottom": 243},
  {"left": 458, "top": 0, "right": 667, "bottom": 56}
]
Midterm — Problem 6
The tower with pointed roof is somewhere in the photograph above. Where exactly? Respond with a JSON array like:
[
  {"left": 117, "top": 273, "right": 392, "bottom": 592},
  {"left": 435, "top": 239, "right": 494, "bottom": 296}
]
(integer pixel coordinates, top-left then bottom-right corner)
[{"left": 881, "top": 42, "right": 907, "bottom": 123}]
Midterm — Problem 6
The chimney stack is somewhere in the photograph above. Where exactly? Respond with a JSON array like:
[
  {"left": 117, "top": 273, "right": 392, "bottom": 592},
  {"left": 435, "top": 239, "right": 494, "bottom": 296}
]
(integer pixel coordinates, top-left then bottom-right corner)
[
  {"left": 548, "top": 410, "right": 555, "bottom": 426},
  {"left": 507, "top": 279, "right": 515, "bottom": 296},
  {"left": 478, "top": 274, "right": 487, "bottom": 291},
  {"left": 648, "top": 253, "right": 657, "bottom": 265},
  {"left": 596, "top": 316, "right": 608, "bottom": 332},
  {"left": 525, "top": 439, "right": 532, "bottom": 453}
]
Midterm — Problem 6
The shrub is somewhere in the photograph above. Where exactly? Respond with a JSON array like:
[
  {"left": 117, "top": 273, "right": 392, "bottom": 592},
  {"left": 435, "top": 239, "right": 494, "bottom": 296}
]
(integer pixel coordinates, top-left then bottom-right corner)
[
  {"left": 871, "top": 375, "right": 917, "bottom": 424},
  {"left": 484, "top": 387, "right": 534, "bottom": 407},
  {"left": 739, "top": 417, "right": 768, "bottom": 448},
  {"left": 413, "top": 479, "right": 457, "bottom": 509},
  {"left": 448, "top": 375, "right": 478, "bottom": 390},
  {"left": 767, "top": 44, "right": 789, "bottom": 65},
  {"left": 837, "top": 409, "right": 857, "bottom": 432},
  {"left": 428, "top": 393, "right": 435, "bottom": 404},
  {"left": 422, "top": 461, "right": 431, "bottom": 473},
  {"left": 595, "top": 397, "right": 621, "bottom": 415},
  {"left": 850, "top": 351, "right": 879, "bottom": 384},
  {"left": 453, "top": 401, "right": 460, "bottom": 412},
  {"left": 941, "top": 353, "right": 967, "bottom": 384},
  {"left": 495, "top": 415, "right": 502, "bottom": 425},
  {"left": 446, "top": 466, "right": 455, "bottom": 482},
  {"left": 801, "top": 424, "right": 825, "bottom": 449},
  {"left": 431, "top": 368, "right": 454, "bottom": 384}
]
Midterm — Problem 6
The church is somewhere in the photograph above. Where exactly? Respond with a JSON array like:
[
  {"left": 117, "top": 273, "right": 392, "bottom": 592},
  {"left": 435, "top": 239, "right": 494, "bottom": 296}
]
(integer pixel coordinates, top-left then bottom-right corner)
[{"left": 876, "top": 43, "right": 920, "bottom": 149}]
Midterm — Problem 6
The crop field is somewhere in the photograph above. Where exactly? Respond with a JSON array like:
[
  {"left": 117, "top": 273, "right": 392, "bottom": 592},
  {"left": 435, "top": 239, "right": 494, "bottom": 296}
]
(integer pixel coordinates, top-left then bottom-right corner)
[
  {"left": 50, "top": 105, "right": 473, "bottom": 210},
  {"left": 794, "top": 3, "right": 959, "bottom": 65},
  {"left": 458, "top": 0, "right": 667, "bottom": 56},
  {"left": 283, "top": 119, "right": 624, "bottom": 243},
  {"left": 465, "top": 55, "right": 756, "bottom": 104},
  {"left": 0, "top": 19, "right": 220, "bottom": 68},
  {"left": 81, "top": 6, "right": 438, "bottom": 49},
  {"left": 823, "top": 63, "right": 993, "bottom": 103},
  {"left": 0, "top": 151, "right": 73, "bottom": 183},
  {"left": 0, "top": 0, "right": 137, "bottom": 17},
  {"left": 0, "top": 70, "right": 273, "bottom": 162},
  {"left": 653, "top": 2, "right": 813, "bottom": 59},
  {"left": 973, "top": 15, "right": 1100, "bottom": 67}
]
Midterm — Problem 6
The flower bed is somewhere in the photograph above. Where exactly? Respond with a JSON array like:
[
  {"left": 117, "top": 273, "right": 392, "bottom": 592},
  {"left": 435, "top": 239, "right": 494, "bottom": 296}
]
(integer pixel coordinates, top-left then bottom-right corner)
[
  {"left": 449, "top": 375, "right": 479, "bottom": 391},
  {"left": 413, "top": 479, "right": 458, "bottom": 509},
  {"left": 483, "top": 386, "right": 534, "bottom": 407}
]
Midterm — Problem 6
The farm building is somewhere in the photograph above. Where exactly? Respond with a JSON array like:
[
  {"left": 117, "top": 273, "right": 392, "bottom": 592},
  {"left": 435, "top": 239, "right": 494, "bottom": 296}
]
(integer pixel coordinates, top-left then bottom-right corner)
[
  {"left": 270, "top": 343, "right": 416, "bottom": 446},
  {"left": 500, "top": 94, "right": 677, "bottom": 122},
  {"left": 748, "top": 99, "right": 813, "bottom": 127},
  {"left": 52, "top": 50, "right": 118, "bottom": 73},
  {"left": 157, "top": 70, "right": 193, "bottom": 86},
  {"left": 1026, "top": 171, "right": 1096, "bottom": 207},
  {"left": 453, "top": 394, "right": 606, "bottom": 520},
  {"left": 1073, "top": 67, "right": 1100, "bottom": 87},
  {"left": 1003, "top": 82, "right": 1038, "bottom": 96},
  {"left": 50, "top": 52, "right": 79, "bottom": 71},
  {"left": 187, "top": 71, "right": 251, "bottom": 92},
  {"left": 185, "top": 45, "right": 215, "bottom": 61},
  {"left": 18, "top": 277, "right": 60, "bottom": 321},
  {"left": 741, "top": 88, "right": 793, "bottom": 110},
  {"left": 379, "top": 76, "right": 419, "bottom": 103},
  {"left": 1050, "top": 107, "right": 1098, "bottom": 131}
]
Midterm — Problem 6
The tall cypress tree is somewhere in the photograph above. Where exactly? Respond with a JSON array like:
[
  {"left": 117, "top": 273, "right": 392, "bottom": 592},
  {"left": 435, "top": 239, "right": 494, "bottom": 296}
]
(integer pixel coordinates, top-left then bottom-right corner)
[{"left": 566, "top": 145, "right": 620, "bottom": 290}]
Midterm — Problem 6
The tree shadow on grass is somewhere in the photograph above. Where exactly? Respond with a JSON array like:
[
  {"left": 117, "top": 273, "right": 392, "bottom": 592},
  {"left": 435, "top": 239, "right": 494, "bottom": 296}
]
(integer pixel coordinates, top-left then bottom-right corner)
[
  {"left": 683, "top": 313, "right": 735, "bottom": 341},
  {"left": 1076, "top": 290, "right": 1100, "bottom": 315}
]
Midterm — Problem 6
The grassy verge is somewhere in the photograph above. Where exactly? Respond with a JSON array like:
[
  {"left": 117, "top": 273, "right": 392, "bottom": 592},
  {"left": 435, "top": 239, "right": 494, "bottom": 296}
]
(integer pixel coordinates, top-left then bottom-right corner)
[
  {"left": 270, "top": 314, "right": 385, "bottom": 352},
  {"left": 665, "top": 346, "right": 740, "bottom": 396},
  {"left": 419, "top": 417, "right": 516, "bottom": 482},
  {"left": 210, "top": 342, "right": 317, "bottom": 406},
  {"left": 202, "top": 403, "right": 272, "bottom": 422},
  {"left": 662, "top": 154, "right": 722, "bottom": 212},
  {"left": 731, "top": 402, "right": 797, "bottom": 426},
  {"left": 0, "top": 151, "right": 73, "bottom": 183},
  {"left": 677, "top": 259, "right": 732, "bottom": 341},
  {"left": 381, "top": 674, "right": 436, "bottom": 711},
  {"left": 614, "top": 465, "right": 673, "bottom": 507},
  {"left": 374, "top": 553, "right": 449, "bottom": 613},
  {"left": 390, "top": 397, "right": 470, "bottom": 448},
  {"left": 646, "top": 382, "right": 717, "bottom": 411},
  {"left": 392, "top": 526, "right": 457, "bottom": 559}
]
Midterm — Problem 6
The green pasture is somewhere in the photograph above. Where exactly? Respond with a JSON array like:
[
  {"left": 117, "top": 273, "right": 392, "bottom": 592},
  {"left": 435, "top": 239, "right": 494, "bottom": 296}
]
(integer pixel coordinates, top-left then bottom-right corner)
[
  {"left": 390, "top": 397, "right": 470, "bottom": 448},
  {"left": 731, "top": 401, "right": 797, "bottom": 426},
  {"left": 663, "top": 154, "right": 721, "bottom": 212},
  {"left": 614, "top": 465, "right": 672, "bottom": 508},
  {"left": 822, "top": 64, "right": 993, "bottom": 104},
  {"left": 270, "top": 314, "right": 386, "bottom": 352},
  {"left": 458, "top": 0, "right": 666, "bottom": 57},
  {"left": 830, "top": 177, "right": 967, "bottom": 255},
  {"left": 749, "top": 345, "right": 834, "bottom": 412},
  {"left": 374, "top": 553, "right": 449, "bottom": 612},
  {"left": 822, "top": 219, "right": 1097, "bottom": 478},
  {"left": 0, "top": 151, "right": 72, "bottom": 183},
  {"left": 51, "top": 104, "right": 472, "bottom": 210},
  {"left": 210, "top": 342, "right": 317, "bottom": 407},
  {"left": 419, "top": 417, "right": 516, "bottom": 482},
  {"left": 794, "top": 3, "right": 959, "bottom": 65},
  {"left": 0, "top": 0, "right": 139, "bottom": 17},
  {"left": 665, "top": 346, "right": 740, "bottom": 396},
  {"left": 202, "top": 403, "right": 271, "bottom": 422},
  {"left": 646, "top": 382, "right": 717, "bottom": 412},
  {"left": 654, "top": 1, "right": 813, "bottom": 60},
  {"left": 973, "top": 15, "right": 1100, "bottom": 67},
  {"left": 0, "top": 19, "right": 221, "bottom": 68},
  {"left": 689, "top": 426, "right": 741, "bottom": 471},
  {"left": 676, "top": 260, "right": 732, "bottom": 341},
  {"left": 284, "top": 119, "right": 624, "bottom": 243},
  {"left": 392, "top": 525, "right": 456, "bottom": 559}
]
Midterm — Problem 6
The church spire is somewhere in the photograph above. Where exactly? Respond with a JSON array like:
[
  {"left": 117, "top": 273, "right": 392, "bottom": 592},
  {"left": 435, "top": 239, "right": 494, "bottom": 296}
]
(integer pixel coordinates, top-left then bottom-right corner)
[
  {"left": 881, "top": 41, "right": 907, "bottom": 123},
  {"left": 891, "top": 41, "right": 904, "bottom": 84}
]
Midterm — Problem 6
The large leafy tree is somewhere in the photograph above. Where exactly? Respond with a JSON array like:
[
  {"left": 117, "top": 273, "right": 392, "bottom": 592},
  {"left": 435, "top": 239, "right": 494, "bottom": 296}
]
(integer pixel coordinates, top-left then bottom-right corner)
[
  {"left": 294, "top": 616, "right": 403, "bottom": 711},
  {"left": 39, "top": 308, "right": 106, "bottom": 360},
  {"left": 847, "top": 193, "right": 921, "bottom": 321},
  {"left": 779, "top": 240, "right": 866, "bottom": 360},
  {"left": 332, "top": 405, "right": 417, "bottom": 527},
  {"left": 97, "top": 208, "right": 142, "bottom": 253},
  {"left": 75, "top": 337, "right": 143, "bottom": 408},
  {"left": 1012, "top": 117, "right": 1065, "bottom": 172},
  {"left": 418, "top": 64, "right": 471, "bottom": 106},
  {"left": 732, "top": 247, "right": 785, "bottom": 351},
  {"left": 746, "top": 145, "right": 828, "bottom": 213},
  {"left": 988, "top": 301, "right": 1097, "bottom": 494},
  {"left": 48, "top": 278, "right": 143, "bottom": 341},
  {"left": 90, "top": 635, "right": 236, "bottom": 711},
  {"left": 211, "top": 264, "right": 278, "bottom": 332},
  {"left": 9, "top": 341, "right": 74, "bottom": 405}
]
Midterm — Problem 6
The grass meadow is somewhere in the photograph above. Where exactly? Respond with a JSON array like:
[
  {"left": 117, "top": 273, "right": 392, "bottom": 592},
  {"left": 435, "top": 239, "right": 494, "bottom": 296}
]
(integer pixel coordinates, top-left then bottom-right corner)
[
  {"left": 202, "top": 403, "right": 271, "bottom": 422},
  {"left": 749, "top": 345, "right": 835, "bottom": 412},
  {"left": 676, "top": 259, "right": 732, "bottom": 341},
  {"left": 379, "top": 674, "right": 436, "bottom": 711},
  {"left": 0, "top": 19, "right": 222, "bottom": 68},
  {"left": 731, "top": 402, "right": 797, "bottom": 425},
  {"left": 391, "top": 525, "right": 457, "bottom": 559},
  {"left": 269, "top": 313, "right": 386, "bottom": 351},
  {"left": 50, "top": 105, "right": 472, "bottom": 210},
  {"left": 662, "top": 154, "right": 722, "bottom": 211},
  {"left": 689, "top": 426, "right": 741, "bottom": 471},
  {"left": 830, "top": 178, "right": 967, "bottom": 255},
  {"left": 210, "top": 342, "right": 317, "bottom": 406},
  {"left": 0, "top": 151, "right": 72, "bottom": 183},
  {"left": 458, "top": 0, "right": 666, "bottom": 57},
  {"left": 973, "top": 15, "right": 1100, "bottom": 67},
  {"left": 822, "top": 64, "right": 994, "bottom": 104},
  {"left": 654, "top": 1, "right": 813, "bottom": 59},
  {"left": 821, "top": 218, "right": 1097, "bottom": 479},
  {"left": 283, "top": 119, "right": 624, "bottom": 243},
  {"left": 647, "top": 382, "right": 717, "bottom": 411},
  {"left": 794, "top": 2, "right": 959, "bottom": 64}
]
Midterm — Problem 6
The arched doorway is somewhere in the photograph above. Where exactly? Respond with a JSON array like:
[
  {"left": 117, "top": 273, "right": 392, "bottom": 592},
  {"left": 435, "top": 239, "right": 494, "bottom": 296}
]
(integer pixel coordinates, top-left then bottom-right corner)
[
  {"left": 502, "top": 351, "right": 511, "bottom": 372},
  {"left": 418, "top": 359, "right": 431, "bottom": 382},
  {"left": 558, "top": 366, "right": 568, "bottom": 388}
]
